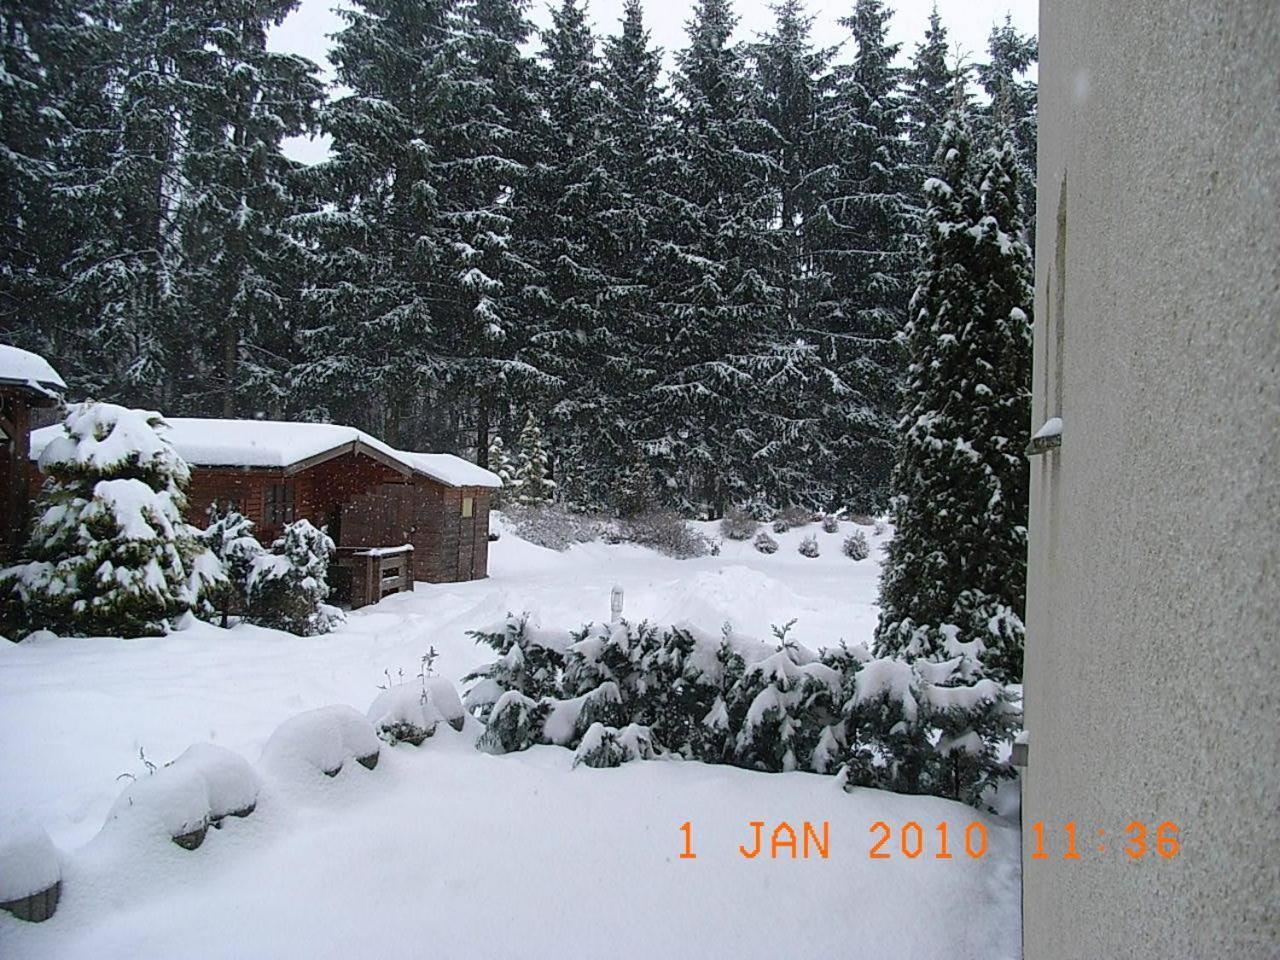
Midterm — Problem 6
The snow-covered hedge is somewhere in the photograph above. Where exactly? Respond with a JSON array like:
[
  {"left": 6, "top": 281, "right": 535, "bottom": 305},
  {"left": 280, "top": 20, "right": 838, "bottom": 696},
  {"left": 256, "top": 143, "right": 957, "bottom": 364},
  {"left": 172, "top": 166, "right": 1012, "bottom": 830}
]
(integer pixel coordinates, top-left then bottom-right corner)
[{"left": 463, "top": 613, "right": 1021, "bottom": 809}]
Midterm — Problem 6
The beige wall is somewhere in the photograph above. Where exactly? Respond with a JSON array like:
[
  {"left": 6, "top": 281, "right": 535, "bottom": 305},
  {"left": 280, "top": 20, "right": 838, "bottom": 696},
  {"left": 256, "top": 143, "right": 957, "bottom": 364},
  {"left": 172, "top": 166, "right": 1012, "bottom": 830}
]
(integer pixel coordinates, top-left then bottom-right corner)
[{"left": 1023, "top": 2, "right": 1279, "bottom": 956}]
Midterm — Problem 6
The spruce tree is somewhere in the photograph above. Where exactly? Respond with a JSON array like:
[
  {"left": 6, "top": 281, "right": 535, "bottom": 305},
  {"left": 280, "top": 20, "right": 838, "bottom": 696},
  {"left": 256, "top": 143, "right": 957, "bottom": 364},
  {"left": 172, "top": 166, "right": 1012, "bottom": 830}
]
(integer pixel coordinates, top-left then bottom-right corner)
[
  {"left": 0, "top": 403, "right": 219, "bottom": 638},
  {"left": 514, "top": 412, "right": 556, "bottom": 505},
  {"left": 976, "top": 17, "right": 1037, "bottom": 239},
  {"left": 646, "top": 0, "right": 784, "bottom": 515},
  {"left": 808, "top": 0, "right": 913, "bottom": 512},
  {"left": 874, "top": 105, "right": 1032, "bottom": 682},
  {"left": 902, "top": 7, "right": 954, "bottom": 208}
]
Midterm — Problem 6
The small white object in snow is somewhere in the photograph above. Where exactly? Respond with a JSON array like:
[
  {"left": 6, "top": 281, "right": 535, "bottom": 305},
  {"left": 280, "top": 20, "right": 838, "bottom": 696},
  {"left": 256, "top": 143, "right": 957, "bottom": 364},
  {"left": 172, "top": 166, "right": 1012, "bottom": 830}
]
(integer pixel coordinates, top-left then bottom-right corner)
[
  {"left": 0, "top": 344, "right": 65, "bottom": 396},
  {"left": 0, "top": 816, "right": 60, "bottom": 902}
]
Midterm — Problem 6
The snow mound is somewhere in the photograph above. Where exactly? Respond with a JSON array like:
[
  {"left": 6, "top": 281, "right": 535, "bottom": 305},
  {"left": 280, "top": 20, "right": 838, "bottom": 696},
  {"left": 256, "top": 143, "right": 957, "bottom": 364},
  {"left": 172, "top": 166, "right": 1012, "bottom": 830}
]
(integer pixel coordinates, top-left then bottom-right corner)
[
  {"left": 0, "top": 816, "right": 60, "bottom": 901},
  {"left": 261, "top": 706, "right": 380, "bottom": 778},
  {"left": 167, "top": 743, "right": 259, "bottom": 820},
  {"left": 654, "top": 566, "right": 801, "bottom": 634},
  {"left": 106, "top": 764, "right": 210, "bottom": 844},
  {"left": 423, "top": 676, "right": 466, "bottom": 732},
  {"left": 368, "top": 684, "right": 439, "bottom": 746}
]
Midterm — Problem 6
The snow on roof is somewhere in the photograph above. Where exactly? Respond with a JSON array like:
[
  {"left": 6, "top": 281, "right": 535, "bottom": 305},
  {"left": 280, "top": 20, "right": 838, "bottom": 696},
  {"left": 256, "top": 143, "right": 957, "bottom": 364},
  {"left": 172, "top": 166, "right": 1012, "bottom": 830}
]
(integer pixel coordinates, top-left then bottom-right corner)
[
  {"left": 30, "top": 415, "right": 503, "bottom": 487},
  {"left": 0, "top": 344, "right": 65, "bottom": 396},
  {"left": 396, "top": 451, "right": 503, "bottom": 489}
]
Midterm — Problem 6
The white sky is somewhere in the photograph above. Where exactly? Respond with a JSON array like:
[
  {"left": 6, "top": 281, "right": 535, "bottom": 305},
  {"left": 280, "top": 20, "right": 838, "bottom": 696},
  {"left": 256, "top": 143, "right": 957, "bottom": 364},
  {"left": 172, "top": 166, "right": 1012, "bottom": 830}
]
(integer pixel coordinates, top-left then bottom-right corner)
[{"left": 270, "top": 0, "right": 1038, "bottom": 164}]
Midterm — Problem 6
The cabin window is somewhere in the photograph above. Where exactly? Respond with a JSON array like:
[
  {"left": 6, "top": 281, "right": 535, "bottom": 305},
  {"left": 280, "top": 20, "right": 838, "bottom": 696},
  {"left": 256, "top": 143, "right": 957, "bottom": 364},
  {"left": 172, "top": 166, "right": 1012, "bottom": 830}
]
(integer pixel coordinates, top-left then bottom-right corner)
[
  {"left": 461, "top": 496, "right": 474, "bottom": 519},
  {"left": 266, "top": 482, "right": 295, "bottom": 525}
]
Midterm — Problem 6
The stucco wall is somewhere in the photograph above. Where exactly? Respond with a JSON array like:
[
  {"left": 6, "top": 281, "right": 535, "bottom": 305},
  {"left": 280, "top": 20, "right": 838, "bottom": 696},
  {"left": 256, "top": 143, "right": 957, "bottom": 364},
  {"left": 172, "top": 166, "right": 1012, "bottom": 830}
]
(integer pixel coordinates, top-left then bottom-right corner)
[{"left": 1023, "top": 2, "right": 1279, "bottom": 957}]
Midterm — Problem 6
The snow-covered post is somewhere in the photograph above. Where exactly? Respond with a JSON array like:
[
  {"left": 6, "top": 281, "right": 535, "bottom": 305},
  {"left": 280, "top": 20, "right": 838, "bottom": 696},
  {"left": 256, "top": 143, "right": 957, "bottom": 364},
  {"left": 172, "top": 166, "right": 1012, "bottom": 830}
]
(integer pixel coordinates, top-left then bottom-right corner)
[{"left": 610, "top": 585, "right": 624, "bottom": 625}]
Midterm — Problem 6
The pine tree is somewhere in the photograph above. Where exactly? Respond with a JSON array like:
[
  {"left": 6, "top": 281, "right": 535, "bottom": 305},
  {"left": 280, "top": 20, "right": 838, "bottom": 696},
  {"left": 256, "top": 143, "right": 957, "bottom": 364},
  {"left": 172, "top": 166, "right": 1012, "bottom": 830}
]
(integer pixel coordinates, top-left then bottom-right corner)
[
  {"left": 874, "top": 104, "right": 1033, "bottom": 682},
  {"left": 199, "top": 505, "right": 265, "bottom": 626},
  {"left": 513, "top": 411, "right": 556, "bottom": 505},
  {"left": 0, "top": 403, "right": 220, "bottom": 638}
]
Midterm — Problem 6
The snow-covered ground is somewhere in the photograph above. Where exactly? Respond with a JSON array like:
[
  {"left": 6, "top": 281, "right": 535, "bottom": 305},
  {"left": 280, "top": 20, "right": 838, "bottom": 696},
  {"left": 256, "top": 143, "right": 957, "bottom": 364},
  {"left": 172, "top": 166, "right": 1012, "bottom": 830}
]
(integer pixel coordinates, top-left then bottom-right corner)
[{"left": 0, "top": 518, "right": 1021, "bottom": 959}]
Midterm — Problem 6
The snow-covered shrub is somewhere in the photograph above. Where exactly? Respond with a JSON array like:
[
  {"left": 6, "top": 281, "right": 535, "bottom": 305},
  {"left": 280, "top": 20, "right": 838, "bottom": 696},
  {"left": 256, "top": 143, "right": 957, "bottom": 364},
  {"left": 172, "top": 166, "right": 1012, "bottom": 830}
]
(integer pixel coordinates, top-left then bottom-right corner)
[
  {"left": 753, "top": 531, "right": 778, "bottom": 554},
  {"left": 842, "top": 531, "right": 869, "bottom": 561},
  {"left": 821, "top": 515, "right": 839, "bottom": 534},
  {"left": 368, "top": 683, "right": 438, "bottom": 746},
  {"left": 618, "top": 510, "right": 714, "bottom": 559},
  {"left": 260, "top": 705, "right": 380, "bottom": 778},
  {"left": 720, "top": 508, "right": 760, "bottom": 541},
  {"left": 798, "top": 535, "right": 820, "bottom": 558},
  {"left": 771, "top": 518, "right": 789, "bottom": 534},
  {"left": 198, "top": 506, "right": 265, "bottom": 626},
  {"left": 0, "top": 402, "right": 223, "bottom": 639},
  {"left": 777, "top": 505, "right": 811, "bottom": 528},
  {"left": 477, "top": 691, "right": 543, "bottom": 754},
  {"left": 107, "top": 762, "right": 211, "bottom": 849},
  {"left": 572, "top": 722, "right": 626, "bottom": 768},
  {"left": 464, "top": 614, "right": 567, "bottom": 717},
  {"left": 0, "top": 816, "right": 61, "bottom": 916},
  {"left": 167, "top": 743, "right": 260, "bottom": 821},
  {"left": 503, "top": 504, "right": 601, "bottom": 551},
  {"left": 246, "top": 519, "right": 342, "bottom": 636},
  {"left": 424, "top": 676, "right": 467, "bottom": 732},
  {"left": 873, "top": 520, "right": 887, "bottom": 537}
]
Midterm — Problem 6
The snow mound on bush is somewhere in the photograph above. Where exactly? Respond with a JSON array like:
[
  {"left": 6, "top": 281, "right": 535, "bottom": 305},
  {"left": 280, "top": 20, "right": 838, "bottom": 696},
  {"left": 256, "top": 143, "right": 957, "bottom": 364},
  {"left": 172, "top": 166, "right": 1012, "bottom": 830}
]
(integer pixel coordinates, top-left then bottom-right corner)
[
  {"left": 423, "top": 677, "right": 466, "bottom": 732},
  {"left": 0, "top": 816, "right": 60, "bottom": 901},
  {"left": 260, "top": 706, "right": 380, "bottom": 778},
  {"left": 106, "top": 764, "right": 209, "bottom": 841},
  {"left": 368, "top": 685, "right": 438, "bottom": 745},
  {"left": 167, "top": 743, "right": 259, "bottom": 820}
]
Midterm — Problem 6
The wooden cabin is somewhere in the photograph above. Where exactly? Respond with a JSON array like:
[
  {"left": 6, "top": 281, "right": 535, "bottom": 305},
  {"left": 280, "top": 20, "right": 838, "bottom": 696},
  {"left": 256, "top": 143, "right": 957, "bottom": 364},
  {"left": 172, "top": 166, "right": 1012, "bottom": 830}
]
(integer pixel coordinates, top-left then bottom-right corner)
[
  {"left": 0, "top": 345, "right": 65, "bottom": 563},
  {"left": 29, "top": 417, "right": 501, "bottom": 606}
]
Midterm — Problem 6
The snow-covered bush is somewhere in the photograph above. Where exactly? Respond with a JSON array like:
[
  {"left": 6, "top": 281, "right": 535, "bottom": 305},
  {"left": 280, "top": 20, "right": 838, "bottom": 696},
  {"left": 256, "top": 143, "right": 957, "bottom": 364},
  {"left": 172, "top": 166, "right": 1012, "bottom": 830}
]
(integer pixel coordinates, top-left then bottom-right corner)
[
  {"left": 260, "top": 705, "right": 380, "bottom": 779},
  {"left": 368, "top": 683, "right": 438, "bottom": 746},
  {"left": 198, "top": 506, "right": 265, "bottom": 626},
  {"left": 753, "top": 531, "right": 778, "bottom": 554},
  {"left": 0, "top": 817, "right": 61, "bottom": 914},
  {"left": 618, "top": 510, "right": 714, "bottom": 559},
  {"left": 873, "top": 520, "right": 887, "bottom": 537},
  {"left": 246, "top": 519, "right": 342, "bottom": 636},
  {"left": 771, "top": 518, "right": 790, "bottom": 534},
  {"left": 107, "top": 761, "right": 212, "bottom": 849},
  {"left": 0, "top": 402, "right": 223, "bottom": 639},
  {"left": 502, "top": 503, "right": 602, "bottom": 551},
  {"left": 777, "top": 505, "right": 811, "bottom": 528},
  {"left": 463, "top": 606, "right": 1021, "bottom": 811},
  {"left": 842, "top": 531, "right": 869, "bottom": 561},
  {"left": 821, "top": 515, "right": 839, "bottom": 534},
  {"left": 720, "top": 508, "right": 760, "bottom": 541},
  {"left": 166, "top": 743, "right": 260, "bottom": 821},
  {"left": 798, "top": 535, "right": 820, "bottom": 558}
]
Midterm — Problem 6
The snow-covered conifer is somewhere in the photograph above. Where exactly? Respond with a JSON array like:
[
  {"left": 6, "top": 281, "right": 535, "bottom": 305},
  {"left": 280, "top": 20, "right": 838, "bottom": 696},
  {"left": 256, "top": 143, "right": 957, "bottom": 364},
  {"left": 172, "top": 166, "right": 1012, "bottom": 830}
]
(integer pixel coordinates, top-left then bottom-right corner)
[
  {"left": 1, "top": 403, "right": 219, "bottom": 638},
  {"left": 513, "top": 412, "right": 556, "bottom": 505},
  {"left": 245, "top": 519, "right": 340, "bottom": 636},
  {"left": 199, "top": 506, "right": 265, "bottom": 626}
]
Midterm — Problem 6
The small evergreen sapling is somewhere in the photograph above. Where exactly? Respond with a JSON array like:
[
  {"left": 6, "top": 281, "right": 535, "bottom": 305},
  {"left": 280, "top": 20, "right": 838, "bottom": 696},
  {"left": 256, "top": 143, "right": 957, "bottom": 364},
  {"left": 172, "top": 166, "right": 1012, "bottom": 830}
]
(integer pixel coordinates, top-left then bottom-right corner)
[
  {"left": 843, "top": 531, "right": 870, "bottom": 560},
  {"left": 798, "top": 535, "right": 820, "bottom": 558},
  {"left": 821, "top": 515, "right": 840, "bottom": 534},
  {"left": 754, "top": 531, "right": 779, "bottom": 554},
  {"left": 720, "top": 508, "right": 760, "bottom": 541},
  {"left": 513, "top": 412, "right": 556, "bottom": 506},
  {"left": 199, "top": 505, "right": 265, "bottom": 626},
  {"left": 245, "top": 520, "right": 341, "bottom": 636}
]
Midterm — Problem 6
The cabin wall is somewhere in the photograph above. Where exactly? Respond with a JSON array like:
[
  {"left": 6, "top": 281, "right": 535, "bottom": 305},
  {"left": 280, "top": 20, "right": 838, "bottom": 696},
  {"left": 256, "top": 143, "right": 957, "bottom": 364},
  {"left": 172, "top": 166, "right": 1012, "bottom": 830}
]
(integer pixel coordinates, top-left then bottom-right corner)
[{"left": 409, "top": 479, "right": 491, "bottom": 583}]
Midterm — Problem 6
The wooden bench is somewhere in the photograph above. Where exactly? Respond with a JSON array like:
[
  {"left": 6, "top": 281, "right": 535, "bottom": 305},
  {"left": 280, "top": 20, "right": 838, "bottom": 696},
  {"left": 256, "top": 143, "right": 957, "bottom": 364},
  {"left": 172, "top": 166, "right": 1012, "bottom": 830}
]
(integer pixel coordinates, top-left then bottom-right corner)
[{"left": 334, "top": 545, "right": 414, "bottom": 609}]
